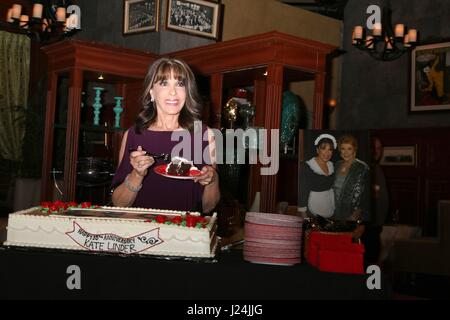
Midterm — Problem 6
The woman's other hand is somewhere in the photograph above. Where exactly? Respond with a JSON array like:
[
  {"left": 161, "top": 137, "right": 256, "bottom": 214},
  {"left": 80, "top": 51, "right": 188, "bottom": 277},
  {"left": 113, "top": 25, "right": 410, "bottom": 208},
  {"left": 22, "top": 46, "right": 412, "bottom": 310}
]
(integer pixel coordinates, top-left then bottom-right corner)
[
  {"left": 194, "top": 165, "right": 217, "bottom": 186},
  {"left": 130, "top": 145, "right": 154, "bottom": 177}
]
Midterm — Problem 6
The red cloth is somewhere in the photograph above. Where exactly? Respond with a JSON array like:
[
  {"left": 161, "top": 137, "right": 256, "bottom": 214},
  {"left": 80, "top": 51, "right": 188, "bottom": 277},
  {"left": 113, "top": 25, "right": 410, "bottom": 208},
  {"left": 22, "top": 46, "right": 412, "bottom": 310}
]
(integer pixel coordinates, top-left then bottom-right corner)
[{"left": 306, "top": 231, "right": 365, "bottom": 274}]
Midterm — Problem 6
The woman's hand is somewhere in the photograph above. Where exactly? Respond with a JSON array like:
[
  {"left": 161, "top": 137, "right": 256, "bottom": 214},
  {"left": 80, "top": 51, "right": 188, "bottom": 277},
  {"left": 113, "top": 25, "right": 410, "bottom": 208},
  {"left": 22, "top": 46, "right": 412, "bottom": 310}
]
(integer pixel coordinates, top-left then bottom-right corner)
[
  {"left": 194, "top": 165, "right": 217, "bottom": 186},
  {"left": 130, "top": 146, "right": 155, "bottom": 177},
  {"left": 352, "top": 224, "right": 365, "bottom": 240}
]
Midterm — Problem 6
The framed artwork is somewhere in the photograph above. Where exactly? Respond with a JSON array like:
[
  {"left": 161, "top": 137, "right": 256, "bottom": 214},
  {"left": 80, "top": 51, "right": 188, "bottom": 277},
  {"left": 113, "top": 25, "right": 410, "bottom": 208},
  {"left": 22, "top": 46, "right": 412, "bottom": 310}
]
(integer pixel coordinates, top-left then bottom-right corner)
[
  {"left": 380, "top": 146, "right": 416, "bottom": 167},
  {"left": 411, "top": 42, "right": 450, "bottom": 112},
  {"left": 165, "top": 0, "right": 221, "bottom": 40},
  {"left": 123, "top": 0, "right": 159, "bottom": 35}
]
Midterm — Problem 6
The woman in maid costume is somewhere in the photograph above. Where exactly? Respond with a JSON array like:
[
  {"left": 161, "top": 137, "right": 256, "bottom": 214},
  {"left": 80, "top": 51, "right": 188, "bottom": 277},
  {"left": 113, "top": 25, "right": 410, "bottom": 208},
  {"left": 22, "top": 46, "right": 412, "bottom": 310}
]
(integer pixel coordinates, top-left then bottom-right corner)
[{"left": 298, "top": 133, "right": 337, "bottom": 218}]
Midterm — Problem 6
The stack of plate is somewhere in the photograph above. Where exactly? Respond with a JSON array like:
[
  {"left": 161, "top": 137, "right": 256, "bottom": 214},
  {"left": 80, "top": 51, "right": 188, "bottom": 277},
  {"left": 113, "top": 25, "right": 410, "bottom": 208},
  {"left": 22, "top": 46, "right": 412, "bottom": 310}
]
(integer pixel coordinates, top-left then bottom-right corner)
[{"left": 243, "top": 212, "right": 303, "bottom": 266}]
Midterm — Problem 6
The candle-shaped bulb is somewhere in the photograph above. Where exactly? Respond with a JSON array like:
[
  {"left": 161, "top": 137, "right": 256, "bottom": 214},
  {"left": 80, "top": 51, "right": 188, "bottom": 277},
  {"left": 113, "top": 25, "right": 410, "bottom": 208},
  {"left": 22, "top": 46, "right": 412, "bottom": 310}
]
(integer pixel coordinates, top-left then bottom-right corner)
[
  {"left": 11, "top": 4, "right": 22, "bottom": 19},
  {"left": 352, "top": 30, "right": 357, "bottom": 44},
  {"left": 373, "top": 22, "right": 382, "bottom": 36},
  {"left": 354, "top": 26, "right": 363, "bottom": 40},
  {"left": 32, "top": 3, "right": 43, "bottom": 19},
  {"left": 56, "top": 7, "right": 66, "bottom": 22},
  {"left": 408, "top": 29, "right": 417, "bottom": 43},
  {"left": 394, "top": 24, "right": 404, "bottom": 37}
]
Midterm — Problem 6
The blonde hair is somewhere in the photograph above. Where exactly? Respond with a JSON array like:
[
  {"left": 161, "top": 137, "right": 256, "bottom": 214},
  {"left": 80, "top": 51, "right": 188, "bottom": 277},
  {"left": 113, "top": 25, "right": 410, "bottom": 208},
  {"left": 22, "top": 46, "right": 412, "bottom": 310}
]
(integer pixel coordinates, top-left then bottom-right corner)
[{"left": 338, "top": 134, "right": 358, "bottom": 151}]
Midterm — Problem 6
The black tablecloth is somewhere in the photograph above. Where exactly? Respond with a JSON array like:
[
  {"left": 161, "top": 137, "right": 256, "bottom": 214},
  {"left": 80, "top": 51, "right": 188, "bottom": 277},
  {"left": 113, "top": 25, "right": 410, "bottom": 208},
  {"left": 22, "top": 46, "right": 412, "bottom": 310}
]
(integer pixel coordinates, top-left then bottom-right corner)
[{"left": 0, "top": 246, "right": 392, "bottom": 300}]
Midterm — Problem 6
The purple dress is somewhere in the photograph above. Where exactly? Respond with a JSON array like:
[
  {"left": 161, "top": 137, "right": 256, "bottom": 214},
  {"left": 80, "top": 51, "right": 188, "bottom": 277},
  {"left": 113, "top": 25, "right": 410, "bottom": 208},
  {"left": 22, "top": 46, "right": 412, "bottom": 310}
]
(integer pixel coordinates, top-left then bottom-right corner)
[{"left": 111, "top": 124, "right": 211, "bottom": 212}]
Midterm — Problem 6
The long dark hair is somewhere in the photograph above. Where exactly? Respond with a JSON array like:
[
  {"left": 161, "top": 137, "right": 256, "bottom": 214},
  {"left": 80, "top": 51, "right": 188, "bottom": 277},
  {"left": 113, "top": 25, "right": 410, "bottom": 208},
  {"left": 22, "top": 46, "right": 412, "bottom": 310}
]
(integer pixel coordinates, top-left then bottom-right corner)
[{"left": 135, "top": 57, "right": 202, "bottom": 133}]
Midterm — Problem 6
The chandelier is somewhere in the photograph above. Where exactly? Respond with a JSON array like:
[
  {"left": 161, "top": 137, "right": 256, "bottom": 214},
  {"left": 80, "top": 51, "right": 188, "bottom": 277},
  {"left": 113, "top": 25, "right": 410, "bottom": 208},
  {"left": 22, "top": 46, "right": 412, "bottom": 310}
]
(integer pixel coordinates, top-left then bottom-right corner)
[
  {"left": 2, "top": 0, "right": 80, "bottom": 43},
  {"left": 351, "top": 3, "right": 418, "bottom": 61}
]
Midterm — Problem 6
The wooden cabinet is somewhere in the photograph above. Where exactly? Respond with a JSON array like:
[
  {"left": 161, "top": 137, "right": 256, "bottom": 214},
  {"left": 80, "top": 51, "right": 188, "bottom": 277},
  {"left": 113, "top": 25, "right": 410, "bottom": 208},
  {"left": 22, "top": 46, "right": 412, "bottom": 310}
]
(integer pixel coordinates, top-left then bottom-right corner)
[
  {"left": 40, "top": 40, "right": 158, "bottom": 202},
  {"left": 171, "top": 31, "right": 336, "bottom": 212}
]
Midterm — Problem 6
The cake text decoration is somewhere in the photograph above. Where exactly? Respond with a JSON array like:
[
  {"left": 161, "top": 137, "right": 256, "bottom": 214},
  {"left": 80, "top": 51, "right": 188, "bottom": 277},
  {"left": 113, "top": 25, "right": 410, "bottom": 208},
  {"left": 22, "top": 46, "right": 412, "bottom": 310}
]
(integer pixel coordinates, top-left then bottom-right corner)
[{"left": 66, "top": 222, "right": 164, "bottom": 254}]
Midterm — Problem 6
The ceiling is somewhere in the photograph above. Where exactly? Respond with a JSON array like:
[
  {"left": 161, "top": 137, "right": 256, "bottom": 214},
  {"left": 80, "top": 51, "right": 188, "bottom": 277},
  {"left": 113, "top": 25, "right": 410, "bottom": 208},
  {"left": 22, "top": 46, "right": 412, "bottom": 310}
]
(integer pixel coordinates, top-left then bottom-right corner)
[{"left": 279, "top": 0, "right": 349, "bottom": 20}]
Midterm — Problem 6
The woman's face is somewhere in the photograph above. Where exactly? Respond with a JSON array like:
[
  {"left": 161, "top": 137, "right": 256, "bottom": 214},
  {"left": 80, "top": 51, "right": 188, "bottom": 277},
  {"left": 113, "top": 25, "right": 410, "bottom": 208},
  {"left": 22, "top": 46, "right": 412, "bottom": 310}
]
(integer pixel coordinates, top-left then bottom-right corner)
[
  {"left": 150, "top": 71, "right": 186, "bottom": 117},
  {"left": 316, "top": 143, "right": 333, "bottom": 162},
  {"left": 339, "top": 143, "right": 357, "bottom": 162}
]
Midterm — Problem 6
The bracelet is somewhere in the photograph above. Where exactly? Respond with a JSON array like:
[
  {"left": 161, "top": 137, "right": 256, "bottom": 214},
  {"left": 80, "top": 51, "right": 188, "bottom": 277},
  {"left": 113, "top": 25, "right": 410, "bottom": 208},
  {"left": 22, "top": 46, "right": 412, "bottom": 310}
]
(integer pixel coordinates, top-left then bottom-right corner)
[{"left": 125, "top": 175, "right": 142, "bottom": 193}]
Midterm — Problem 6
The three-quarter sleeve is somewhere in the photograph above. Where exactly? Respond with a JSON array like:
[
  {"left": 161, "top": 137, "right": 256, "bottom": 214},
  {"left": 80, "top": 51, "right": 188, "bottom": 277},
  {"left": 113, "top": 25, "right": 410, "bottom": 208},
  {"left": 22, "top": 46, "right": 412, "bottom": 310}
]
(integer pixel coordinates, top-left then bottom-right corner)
[{"left": 110, "top": 129, "right": 133, "bottom": 190}]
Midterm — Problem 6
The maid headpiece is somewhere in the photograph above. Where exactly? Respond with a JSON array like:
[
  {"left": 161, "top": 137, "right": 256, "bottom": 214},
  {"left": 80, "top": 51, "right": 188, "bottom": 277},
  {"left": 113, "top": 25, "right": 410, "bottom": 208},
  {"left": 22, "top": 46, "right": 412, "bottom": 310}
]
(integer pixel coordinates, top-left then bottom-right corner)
[{"left": 314, "top": 133, "right": 337, "bottom": 149}]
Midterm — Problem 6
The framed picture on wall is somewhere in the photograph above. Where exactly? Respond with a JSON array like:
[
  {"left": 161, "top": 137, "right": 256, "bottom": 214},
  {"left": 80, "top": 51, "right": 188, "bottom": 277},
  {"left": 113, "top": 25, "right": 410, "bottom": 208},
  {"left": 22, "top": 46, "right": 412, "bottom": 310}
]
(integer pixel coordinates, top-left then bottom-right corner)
[
  {"left": 411, "top": 42, "right": 450, "bottom": 112},
  {"left": 123, "top": 0, "right": 159, "bottom": 35},
  {"left": 165, "top": 0, "right": 221, "bottom": 40},
  {"left": 380, "top": 146, "right": 416, "bottom": 166}
]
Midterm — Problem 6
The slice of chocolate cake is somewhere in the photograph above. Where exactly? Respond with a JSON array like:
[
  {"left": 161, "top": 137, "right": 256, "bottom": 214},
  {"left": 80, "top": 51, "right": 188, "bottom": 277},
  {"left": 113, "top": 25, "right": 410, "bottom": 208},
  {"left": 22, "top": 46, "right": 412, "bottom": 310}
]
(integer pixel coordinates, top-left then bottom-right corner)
[{"left": 166, "top": 157, "right": 194, "bottom": 176}]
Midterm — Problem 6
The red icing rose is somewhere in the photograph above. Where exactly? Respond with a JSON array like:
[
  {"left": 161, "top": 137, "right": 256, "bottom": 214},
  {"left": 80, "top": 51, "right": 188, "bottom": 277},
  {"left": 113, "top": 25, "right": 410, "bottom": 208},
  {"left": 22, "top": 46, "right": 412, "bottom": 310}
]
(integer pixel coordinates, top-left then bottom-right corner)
[
  {"left": 40, "top": 201, "right": 51, "bottom": 208},
  {"left": 185, "top": 214, "right": 197, "bottom": 227},
  {"left": 41, "top": 201, "right": 99, "bottom": 214},
  {"left": 67, "top": 201, "right": 78, "bottom": 208},
  {"left": 156, "top": 215, "right": 167, "bottom": 224},
  {"left": 54, "top": 200, "right": 65, "bottom": 209},
  {"left": 81, "top": 202, "right": 92, "bottom": 208},
  {"left": 171, "top": 216, "right": 182, "bottom": 225}
]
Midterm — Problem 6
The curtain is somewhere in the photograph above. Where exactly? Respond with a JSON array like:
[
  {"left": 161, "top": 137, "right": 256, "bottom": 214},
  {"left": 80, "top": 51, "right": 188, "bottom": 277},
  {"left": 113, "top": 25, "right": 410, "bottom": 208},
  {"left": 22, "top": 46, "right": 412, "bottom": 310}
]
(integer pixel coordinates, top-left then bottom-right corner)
[{"left": 0, "top": 31, "right": 30, "bottom": 161}]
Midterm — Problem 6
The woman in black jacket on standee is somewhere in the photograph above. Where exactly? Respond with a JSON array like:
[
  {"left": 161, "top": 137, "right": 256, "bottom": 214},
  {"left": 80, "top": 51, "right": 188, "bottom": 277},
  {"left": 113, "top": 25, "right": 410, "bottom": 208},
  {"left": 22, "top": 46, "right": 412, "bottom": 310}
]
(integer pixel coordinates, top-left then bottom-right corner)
[{"left": 333, "top": 134, "right": 370, "bottom": 239}]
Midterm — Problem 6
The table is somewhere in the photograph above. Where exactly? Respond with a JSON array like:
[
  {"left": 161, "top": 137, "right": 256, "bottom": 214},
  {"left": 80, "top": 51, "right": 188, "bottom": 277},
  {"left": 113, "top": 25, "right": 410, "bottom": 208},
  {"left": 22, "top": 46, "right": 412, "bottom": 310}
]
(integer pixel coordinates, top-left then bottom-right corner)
[{"left": 0, "top": 246, "right": 391, "bottom": 300}]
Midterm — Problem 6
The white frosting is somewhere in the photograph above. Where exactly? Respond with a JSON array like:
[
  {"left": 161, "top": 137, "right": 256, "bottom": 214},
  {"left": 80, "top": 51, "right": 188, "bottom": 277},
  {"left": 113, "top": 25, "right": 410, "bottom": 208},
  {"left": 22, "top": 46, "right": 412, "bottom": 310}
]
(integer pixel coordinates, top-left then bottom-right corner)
[
  {"left": 165, "top": 156, "right": 199, "bottom": 174},
  {"left": 5, "top": 207, "right": 217, "bottom": 258}
]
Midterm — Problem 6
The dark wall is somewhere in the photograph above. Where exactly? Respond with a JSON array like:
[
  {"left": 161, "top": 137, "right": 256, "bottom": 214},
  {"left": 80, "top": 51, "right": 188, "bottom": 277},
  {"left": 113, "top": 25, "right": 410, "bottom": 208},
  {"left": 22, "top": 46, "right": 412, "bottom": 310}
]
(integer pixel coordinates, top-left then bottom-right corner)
[
  {"left": 371, "top": 127, "right": 450, "bottom": 236},
  {"left": 73, "top": 0, "right": 213, "bottom": 54},
  {"left": 338, "top": 0, "right": 450, "bottom": 129}
]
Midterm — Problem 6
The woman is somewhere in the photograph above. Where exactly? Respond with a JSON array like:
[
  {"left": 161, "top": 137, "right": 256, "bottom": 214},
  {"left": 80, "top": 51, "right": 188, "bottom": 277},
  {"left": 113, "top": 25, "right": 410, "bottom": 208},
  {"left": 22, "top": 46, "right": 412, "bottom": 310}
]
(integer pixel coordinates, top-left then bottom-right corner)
[
  {"left": 298, "top": 134, "right": 337, "bottom": 218},
  {"left": 111, "top": 57, "right": 220, "bottom": 213},
  {"left": 333, "top": 134, "right": 370, "bottom": 238}
]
